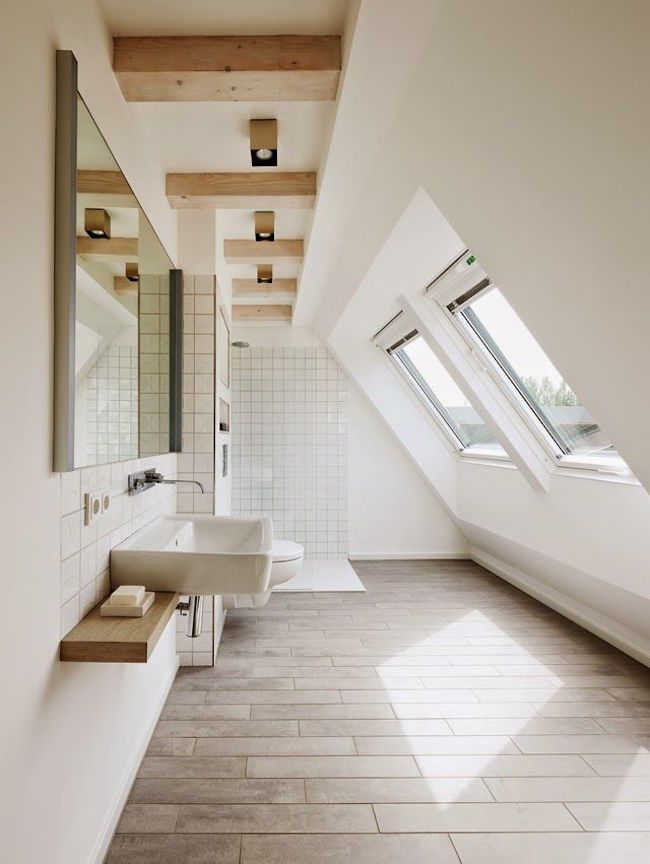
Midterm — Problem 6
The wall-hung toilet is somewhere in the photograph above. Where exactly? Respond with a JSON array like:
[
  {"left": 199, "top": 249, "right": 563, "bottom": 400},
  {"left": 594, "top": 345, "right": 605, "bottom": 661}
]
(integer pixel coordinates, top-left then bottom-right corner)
[{"left": 222, "top": 540, "right": 304, "bottom": 609}]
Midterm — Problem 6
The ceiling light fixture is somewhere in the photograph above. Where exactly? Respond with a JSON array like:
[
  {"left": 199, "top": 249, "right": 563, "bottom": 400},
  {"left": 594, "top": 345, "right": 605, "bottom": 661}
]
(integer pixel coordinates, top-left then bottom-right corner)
[
  {"left": 257, "top": 265, "right": 273, "bottom": 284},
  {"left": 250, "top": 119, "right": 277, "bottom": 167},
  {"left": 84, "top": 208, "right": 111, "bottom": 239},
  {"left": 125, "top": 262, "right": 139, "bottom": 283},
  {"left": 254, "top": 211, "right": 275, "bottom": 242}
]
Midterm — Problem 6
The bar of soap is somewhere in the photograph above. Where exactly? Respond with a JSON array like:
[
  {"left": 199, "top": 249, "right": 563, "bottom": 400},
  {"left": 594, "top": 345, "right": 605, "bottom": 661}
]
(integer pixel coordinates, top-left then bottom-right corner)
[{"left": 110, "top": 585, "right": 145, "bottom": 607}]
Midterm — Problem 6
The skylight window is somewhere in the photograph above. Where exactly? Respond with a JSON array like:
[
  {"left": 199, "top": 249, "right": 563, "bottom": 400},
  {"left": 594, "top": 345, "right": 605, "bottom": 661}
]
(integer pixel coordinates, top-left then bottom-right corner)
[
  {"left": 387, "top": 330, "right": 503, "bottom": 454},
  {"left": 452, "top": 285, "right": 620, "bottom": 460}
]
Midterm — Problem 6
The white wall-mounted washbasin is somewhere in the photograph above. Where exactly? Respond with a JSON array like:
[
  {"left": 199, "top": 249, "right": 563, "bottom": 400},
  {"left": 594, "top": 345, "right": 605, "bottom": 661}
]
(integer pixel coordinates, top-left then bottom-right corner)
[{"left": 110, "top": 515, "right": 273, "bottom": 595}]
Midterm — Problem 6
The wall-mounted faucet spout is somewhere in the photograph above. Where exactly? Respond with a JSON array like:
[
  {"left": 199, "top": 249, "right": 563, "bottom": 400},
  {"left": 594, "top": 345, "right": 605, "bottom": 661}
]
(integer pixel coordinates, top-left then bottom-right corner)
[
  {"left": 128, "top": 468, "right": 205, "bottom": 495},
  {"left": 145, "top": 470, "right": 205, "bottom": 493}
]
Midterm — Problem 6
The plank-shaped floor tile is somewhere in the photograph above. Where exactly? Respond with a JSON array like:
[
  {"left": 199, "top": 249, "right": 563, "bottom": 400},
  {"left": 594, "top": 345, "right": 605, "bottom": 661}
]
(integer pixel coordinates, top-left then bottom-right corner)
[
  {"left": 451, "top": 832, "right": 650, "bottom": 863},
  {"left": 240, "top": 833, "right": 459, "bottom": 863},
  {"left": 374, "top": 801, "right": 580, "bottom": 832},
  {"left": 105, "top": 560, "right": 650, "bottom": 863},
  {"left": 175, "top": 803, "right": 378, "bottom": 833}
]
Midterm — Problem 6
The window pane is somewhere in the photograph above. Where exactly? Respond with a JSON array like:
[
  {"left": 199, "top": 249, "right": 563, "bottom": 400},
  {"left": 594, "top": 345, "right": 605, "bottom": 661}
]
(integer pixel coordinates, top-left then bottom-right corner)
[
  {"left": 462, "top": 288, "right": 617, "bottom": 457},
  {"left": 396, "top": 335, "right": 502, "bottom": 451}
]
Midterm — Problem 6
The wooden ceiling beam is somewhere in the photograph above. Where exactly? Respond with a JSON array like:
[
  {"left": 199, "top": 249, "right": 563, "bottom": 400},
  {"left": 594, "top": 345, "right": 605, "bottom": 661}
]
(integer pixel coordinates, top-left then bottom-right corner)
[
  {"left": 166, "top": 172, "right": 316, "bottom": 209},
  {"left": 232, "top": 278, "right": 297, "bottom": 297},
  {"left": 224, "top": 239, "right": 303, "bottom": 264},
  {"left": 76, "top": 236, "right": 138, "bottom": 259},
  {"left": 114, "top": 277, "right": 138, "bottom": 295},
  {"left": 233, "top": 304, "right": 292, "bottom": 323},
  {"left": 113, "top": 35, "right": 341, "bottom": 102},
  {"left": 77, "top": 170, "right": 132, "bottom": 196}
]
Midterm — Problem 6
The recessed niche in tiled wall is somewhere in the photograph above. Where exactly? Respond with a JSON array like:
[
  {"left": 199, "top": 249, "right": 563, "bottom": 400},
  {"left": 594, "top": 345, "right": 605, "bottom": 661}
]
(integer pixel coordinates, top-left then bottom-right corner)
[
  {"left": 59, "top": 452, "right": 177, "bottom": 637},
  {"left": 231, "top": 346, "right": 348, "bottom": 558}
]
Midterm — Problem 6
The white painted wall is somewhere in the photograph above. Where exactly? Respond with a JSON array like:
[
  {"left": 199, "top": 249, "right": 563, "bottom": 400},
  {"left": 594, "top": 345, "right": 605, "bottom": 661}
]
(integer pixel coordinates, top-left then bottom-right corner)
[
  {"left": 348, "top": 382, "right": 468, "bottom": 557},
  {"left": 0, "top": 3, "right": 179, "bottom": 861}
]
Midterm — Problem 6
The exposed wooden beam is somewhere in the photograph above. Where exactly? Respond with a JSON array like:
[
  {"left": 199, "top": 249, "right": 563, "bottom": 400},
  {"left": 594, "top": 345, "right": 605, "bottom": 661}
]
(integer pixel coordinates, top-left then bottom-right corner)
[
  {"left": 232, "top": 278, "right": 297, "bottom": 297},
  {"left": 114, "top": 276, "right": 138, "bottom": 295},
  {"left": 76, "top": 236, "right": 138, "bottom": 259},
  {"left": 224, "top": 239, "right": 303, "bottom": 264},
  {"left": 233, "top": 304, "right": 292, "bottom": 323},
  {"left": 77, "top": 170, "right": 132, "bottom": 196},
  {"left": 166, "top": 172, "right": 316, "bottom": 209},
  {"left": 113, "top": 35, "right": 341, "bottom": 102}
]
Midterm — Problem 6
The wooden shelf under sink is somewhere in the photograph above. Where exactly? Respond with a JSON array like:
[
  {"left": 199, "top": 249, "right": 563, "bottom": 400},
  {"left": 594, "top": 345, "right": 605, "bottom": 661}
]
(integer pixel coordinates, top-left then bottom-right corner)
[{"left": 60, "top": 592, "right": 179, "bottom": 663}]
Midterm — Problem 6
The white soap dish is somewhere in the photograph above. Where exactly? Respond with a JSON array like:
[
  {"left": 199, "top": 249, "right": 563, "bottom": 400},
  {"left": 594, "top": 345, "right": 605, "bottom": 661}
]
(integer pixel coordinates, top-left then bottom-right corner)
[{"left": 101, "top": 591, "right": 155, "bottom": 618}]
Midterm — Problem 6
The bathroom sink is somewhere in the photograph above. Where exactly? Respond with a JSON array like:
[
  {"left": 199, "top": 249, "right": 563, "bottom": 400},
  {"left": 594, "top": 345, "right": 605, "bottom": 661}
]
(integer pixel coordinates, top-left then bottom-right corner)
[{"left": 110, "top": 515, "right": 273, "bottom": 595}]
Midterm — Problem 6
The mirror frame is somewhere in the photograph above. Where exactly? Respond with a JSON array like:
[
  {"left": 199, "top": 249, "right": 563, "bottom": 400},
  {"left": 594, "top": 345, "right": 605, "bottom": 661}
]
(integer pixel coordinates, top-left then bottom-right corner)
[{"left": 53, "top": 50, "right": 182, "bottom": 472}]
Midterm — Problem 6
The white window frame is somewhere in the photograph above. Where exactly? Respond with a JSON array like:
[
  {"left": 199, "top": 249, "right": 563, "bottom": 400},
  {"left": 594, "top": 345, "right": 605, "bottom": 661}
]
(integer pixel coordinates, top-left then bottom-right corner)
[
  {"left": 427, "top": 251, "right": 632, "bottom": 477},
  {"left": 375, "top": 314, "right": 508, "bottom": 461}
]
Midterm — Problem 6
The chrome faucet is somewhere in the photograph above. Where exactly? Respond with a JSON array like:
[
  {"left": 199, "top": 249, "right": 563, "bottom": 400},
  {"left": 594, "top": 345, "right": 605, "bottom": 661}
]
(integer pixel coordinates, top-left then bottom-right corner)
[
  {"left": 128, "top": 468, "right": 205, "bottom": 495},
  {"left": 144, "top": 470, "right": 205, "bottom": 493}
]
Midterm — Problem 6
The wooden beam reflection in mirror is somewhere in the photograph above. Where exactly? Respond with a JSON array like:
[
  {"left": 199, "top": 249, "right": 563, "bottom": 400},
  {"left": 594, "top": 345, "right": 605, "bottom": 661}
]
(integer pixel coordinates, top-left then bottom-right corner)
[
  {"left": 233, "top": 278, "right": 297, "bottom": 297},
  {"left": 233, "top": 304, "right": 292, "bottom": 323},
  {"left": 224, "top": 239, "right": 303, "bottom": 264},
  {"left": 76, "top": 236, "right": 138, "bottom": 260},
  {"left": 77, "top": 170, "right": 133, "bottom": 196},
  {"left": 113, "top": 276, "right": 138, "bottom": 295}
]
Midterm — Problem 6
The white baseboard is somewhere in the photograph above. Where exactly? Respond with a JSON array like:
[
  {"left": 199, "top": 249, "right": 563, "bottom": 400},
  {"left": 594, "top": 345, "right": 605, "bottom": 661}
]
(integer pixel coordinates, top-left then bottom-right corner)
[
  {"left": 471, "top": 546, "right": 650, "bottom": 668},
  {"left": 348, "top": 552, "right": 470, "bottom": 560},
  {"left": 90, "top": 644, "right": 179, "bottom": 864}
]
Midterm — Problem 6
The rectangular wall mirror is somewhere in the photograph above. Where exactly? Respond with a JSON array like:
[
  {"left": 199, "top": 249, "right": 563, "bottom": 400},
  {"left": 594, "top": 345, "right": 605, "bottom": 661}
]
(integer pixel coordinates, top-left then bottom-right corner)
[{"left": 54, "top": 51, "right": 182, "bottom": 471}]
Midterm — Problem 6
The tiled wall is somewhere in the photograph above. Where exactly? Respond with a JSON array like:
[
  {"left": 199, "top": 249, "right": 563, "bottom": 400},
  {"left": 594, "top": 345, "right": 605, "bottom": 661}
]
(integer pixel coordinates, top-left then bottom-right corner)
[
  {"left": 177, "top": 274, "right": 215, "bottom": 515},
  {"left": 59, "top": 273, "right": 221, "bottom": 665},
  {"left": 231, "top": 345, "right": 349, "bottom": 558},
  {"left": 82, "top": 342, "right": 138, "bottom": 464},
  {"left": 59, "top": 452, "right": 177, "bottom": 637},
  {"left": 175, "top": 274, "right": 217, "bottom": 666},
  {"left": 139, "top": 274, "right": 170, "bottom": 458}
]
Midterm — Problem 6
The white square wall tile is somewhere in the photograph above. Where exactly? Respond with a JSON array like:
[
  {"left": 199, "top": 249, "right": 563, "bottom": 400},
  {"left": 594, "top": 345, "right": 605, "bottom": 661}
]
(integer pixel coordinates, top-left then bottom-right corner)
[
  {"left": 60, "top": 471, "right": 81, "bottom": 515},
  {"left": 95, "top": 570, "right": 110, "bottom": 602},
  {"left": 60, "top": 594, "right": 80, "bottom": 637},
  {"left": 80, "top": 581, "right": 97, "bottom": 617},
  {"left": 194, "top": 275, "right": 214, "bottom": 294},
  {"left": 61, "top": 554, "right": 80, "bottom": 603},
  {"left": 80, "top": 544, "right": 96, "bottom": 589},
  {"left": 61, "top": 512, "right": 81, "bottom": 560}
]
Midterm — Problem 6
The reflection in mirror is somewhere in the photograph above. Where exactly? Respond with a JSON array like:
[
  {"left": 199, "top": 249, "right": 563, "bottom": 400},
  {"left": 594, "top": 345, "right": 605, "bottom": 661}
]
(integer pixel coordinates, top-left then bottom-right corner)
[{"left": 74, "top": 97, "right": 173, "bottom": 467}]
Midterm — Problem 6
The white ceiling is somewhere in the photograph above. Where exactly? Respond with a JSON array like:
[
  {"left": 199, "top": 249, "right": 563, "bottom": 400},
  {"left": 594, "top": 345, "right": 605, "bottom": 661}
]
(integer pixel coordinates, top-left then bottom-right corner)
[
  {"left": 133, "top": 101, "right": 334, "bottom": 174},
  {"left": 97, "top": 0, "right": 353, "bottom": 312},
  {"left": 99, "top": 0, "right": 349, "bottom": 36}
]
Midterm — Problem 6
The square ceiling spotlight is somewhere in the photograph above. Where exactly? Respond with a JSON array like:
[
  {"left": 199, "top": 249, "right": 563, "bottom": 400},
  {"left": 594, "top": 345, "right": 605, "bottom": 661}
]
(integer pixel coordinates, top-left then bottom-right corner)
[
  {"left": 254, "top": 211, "right": 275, "bottom": 242},
  {"left": 84, "top": 208, "right": 111, "bottom": 239},
  {"left": 257, "top": 265, "right": 273, "bottom": 284},
  {"left": 250, "top": 119, "right": 277, "bottom": 167},
  {"left": 125, "top": 262, "right": 139, "bottom": 283}
]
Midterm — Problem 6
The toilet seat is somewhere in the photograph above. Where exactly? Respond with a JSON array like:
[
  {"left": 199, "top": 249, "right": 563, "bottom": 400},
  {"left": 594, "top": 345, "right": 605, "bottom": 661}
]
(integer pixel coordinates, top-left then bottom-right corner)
[{"left": 272, "top": 540, "right": 304, "bottom": 563}]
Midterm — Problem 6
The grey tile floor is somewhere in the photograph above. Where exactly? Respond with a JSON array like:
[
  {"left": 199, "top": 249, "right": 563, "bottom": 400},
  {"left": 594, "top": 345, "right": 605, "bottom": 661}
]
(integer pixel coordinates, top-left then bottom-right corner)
[{"left": 106, "top": 560, "right": 650, "bottom": 862}]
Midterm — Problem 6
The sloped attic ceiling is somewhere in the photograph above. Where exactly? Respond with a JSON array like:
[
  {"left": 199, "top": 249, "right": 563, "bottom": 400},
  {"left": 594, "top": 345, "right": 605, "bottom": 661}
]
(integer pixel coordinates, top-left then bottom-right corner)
[{"left": 299, "top": 0, "right": 650, "bottom": 492}]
